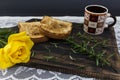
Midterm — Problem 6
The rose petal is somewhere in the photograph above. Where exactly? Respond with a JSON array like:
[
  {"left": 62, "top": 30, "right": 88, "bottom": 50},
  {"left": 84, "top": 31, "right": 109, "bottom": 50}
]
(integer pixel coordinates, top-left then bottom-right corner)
[
  {"left": 0, "top": 48, "right": 14, "bottom": 69},
  {"left": 8, "top": 32, "right": 34, "bottom": 50},
  {"left": 4, "top": 41, "right": 31, "bottom": 64}
]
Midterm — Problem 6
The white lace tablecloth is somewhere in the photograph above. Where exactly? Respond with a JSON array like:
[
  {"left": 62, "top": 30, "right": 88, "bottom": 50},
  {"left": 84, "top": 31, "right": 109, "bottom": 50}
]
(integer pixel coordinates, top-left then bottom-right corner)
[{"left": 0, "top": 16, "right": 120, "bottom": 80}]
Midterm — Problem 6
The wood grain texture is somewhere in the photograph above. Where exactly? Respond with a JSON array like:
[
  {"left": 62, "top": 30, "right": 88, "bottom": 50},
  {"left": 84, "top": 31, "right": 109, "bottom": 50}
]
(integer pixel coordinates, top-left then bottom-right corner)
[{"left": 12, "top": 19, "right": 120, "bottom": 80}]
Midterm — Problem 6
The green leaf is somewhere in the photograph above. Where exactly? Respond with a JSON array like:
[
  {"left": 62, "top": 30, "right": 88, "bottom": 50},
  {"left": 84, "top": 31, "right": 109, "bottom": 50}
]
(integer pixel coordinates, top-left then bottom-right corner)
[
  {"left": 43, "top": 56, "right": 55, "bottom": 61},
  {"left": 0, "top": 28, "right": 16, "bottom": 48},
  {"left": 96, "top": 58, "right": 99, "bottom": 66}
]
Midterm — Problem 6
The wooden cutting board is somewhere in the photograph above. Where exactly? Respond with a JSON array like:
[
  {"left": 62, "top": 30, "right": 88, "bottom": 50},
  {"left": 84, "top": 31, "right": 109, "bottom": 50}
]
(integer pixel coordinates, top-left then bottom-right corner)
[{"left": 12, "top": 19, "right": 120, "bottom": 80}]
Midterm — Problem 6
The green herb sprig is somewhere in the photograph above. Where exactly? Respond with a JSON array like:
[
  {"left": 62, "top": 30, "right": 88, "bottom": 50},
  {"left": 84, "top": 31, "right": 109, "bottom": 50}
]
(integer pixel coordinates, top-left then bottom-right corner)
[
  {"left": 43, "top": 56, "right": 55, "bottom": 61},
  {"left": 65, "top": 32, "right": 114, "bottom": 67}
]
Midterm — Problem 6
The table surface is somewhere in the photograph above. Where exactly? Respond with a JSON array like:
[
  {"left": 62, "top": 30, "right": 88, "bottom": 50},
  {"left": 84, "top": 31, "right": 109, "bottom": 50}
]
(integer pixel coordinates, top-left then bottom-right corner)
[{"left": 0, "top": 16, "right": 120, "bottom": 80}]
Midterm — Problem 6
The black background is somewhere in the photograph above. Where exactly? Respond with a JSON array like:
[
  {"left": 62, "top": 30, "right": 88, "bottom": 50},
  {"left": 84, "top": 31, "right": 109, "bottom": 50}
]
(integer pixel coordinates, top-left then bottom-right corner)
[{"left": 0, "top": 0, "right": 119, "bottom": 16}]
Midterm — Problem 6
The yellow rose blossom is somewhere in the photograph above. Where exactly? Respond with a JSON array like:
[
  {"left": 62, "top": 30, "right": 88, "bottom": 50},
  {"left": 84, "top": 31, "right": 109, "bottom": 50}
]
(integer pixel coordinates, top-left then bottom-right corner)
[{"left": 0, "top": 32, "right": 34, "bottom": 69}]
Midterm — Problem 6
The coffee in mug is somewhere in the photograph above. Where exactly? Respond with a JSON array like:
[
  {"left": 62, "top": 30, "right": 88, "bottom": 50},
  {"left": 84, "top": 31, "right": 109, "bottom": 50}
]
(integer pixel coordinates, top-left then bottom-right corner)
[{"left": 83, "top": 5, "right": 116, "bottom": 35}]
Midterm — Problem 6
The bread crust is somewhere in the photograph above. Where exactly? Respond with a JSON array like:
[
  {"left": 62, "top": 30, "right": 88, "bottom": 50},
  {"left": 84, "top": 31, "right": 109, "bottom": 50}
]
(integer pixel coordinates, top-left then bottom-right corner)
[
  {"left": 18, "top": 22, "right": 48, "bottom": 43},
  {"left": 40, "top": 16, "right": 72, "bottom": 39}
]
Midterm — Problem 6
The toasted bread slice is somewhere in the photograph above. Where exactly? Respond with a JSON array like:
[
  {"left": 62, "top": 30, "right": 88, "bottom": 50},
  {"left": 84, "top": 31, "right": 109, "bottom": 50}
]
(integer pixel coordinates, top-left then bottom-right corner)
[
  {"left": 18, "top": 22, "right": 48, "bottom": 43},
  {"left": 40, "top": 16, "right": 72, "bottom": 39}
]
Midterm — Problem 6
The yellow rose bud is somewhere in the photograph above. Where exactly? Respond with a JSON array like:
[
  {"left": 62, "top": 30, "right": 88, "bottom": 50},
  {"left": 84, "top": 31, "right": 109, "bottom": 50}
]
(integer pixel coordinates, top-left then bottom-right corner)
[{"left": 0, "top": 32, "right": 34, "bottom": 69}]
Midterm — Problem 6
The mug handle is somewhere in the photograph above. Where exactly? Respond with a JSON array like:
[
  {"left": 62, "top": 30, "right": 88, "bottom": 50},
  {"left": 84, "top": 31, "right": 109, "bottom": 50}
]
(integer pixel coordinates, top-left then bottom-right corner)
[{"left": 107, "top": 15, "right": 117, "bottom": 28}]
